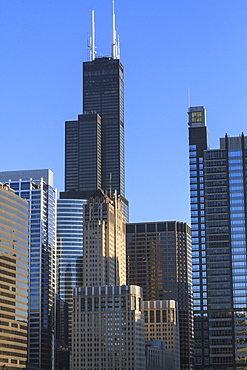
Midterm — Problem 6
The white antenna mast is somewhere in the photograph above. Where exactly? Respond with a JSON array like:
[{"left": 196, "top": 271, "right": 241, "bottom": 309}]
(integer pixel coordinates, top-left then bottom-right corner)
[
  {"left": 112, "top": 1, "right": 120, "bottom": 59},
  {"left": 188, "top": 87, "right": 191, "bottom": 108},
  {"left": 90, "top": 10, "right": 96, "bottom": 61}
]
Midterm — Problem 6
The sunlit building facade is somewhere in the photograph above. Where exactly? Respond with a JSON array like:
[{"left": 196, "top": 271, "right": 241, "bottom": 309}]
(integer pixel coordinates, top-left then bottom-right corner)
[
  {"left": 83, "top": 189, "right": 126, "bottom": 287},
  {"left": 188, "top": 106, "right": 247, "bottom": 369},
  {"left": 0, "top": 183, "right": 29, "bottom": 370},
  {"left": 144, "top": 300, "right": 180, "bottom": 369},
  {"left": 72, "top": 285, "right": 145, "bottom": 370},
  {"left": 0, "top": 170, "right": 56, "bottom": 370}
]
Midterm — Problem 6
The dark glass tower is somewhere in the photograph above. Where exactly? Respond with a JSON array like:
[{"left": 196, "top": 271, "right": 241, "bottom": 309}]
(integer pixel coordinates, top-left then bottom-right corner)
[
  {"left": 65, "top": 57, "right": 125, "bottom": 197},
  {"left": 188, "top": 106, "right": 247, "bottom": 369},
  {"left": 83, "top": 57, "right": 125, "bottom": 197},
  {"left": 126, "top": 221, "right": 193, "bottom": 370}
]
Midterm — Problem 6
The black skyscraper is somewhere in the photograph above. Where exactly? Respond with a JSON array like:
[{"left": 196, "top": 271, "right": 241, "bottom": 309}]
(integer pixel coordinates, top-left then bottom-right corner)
[{"left": 64, "top": 7, "right": 128, "bottom": 219}]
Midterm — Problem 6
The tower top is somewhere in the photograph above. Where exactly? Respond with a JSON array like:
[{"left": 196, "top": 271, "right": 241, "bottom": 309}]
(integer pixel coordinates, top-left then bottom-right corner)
[
  {"left": 90, "top": 10, "right": 96, "bottom": 61},
  {"left": 88, "top": 2, "right": 120, "bottom": 60},
  {"left": 112, "top": 0, "right": 120, "bottom": 59}
]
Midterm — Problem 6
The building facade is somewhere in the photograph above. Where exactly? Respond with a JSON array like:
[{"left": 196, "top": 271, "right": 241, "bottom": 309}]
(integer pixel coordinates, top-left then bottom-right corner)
[
  {"left": 83, "top": 189, "right": 126, "bottom": 287},
  {"left": 126, "top": 221, "right": 193, "bottom": 369},
  {"left": 56, "top": 198, "right": 87, "bottom": 347},
  {"left": 188, "top": 106, "right": 247, "bottom": 369},
  {"left": 0, "top": 183, "right": 29, "bottom": 370},
  {"left": 144, "top": 300, "right": 180, "bottom": 369},
  {"left": 0, "top": 170, "right": 56, "bottom": 370},
  {"left": 145, "top": 339, "right": 175, "bottom": 370},
  {"left": 72, "top": 285, "right": 145, "bottom": 370}
]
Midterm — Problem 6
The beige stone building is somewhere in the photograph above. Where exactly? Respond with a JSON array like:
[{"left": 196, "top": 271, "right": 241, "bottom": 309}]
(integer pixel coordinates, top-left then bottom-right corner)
[
  {"left": 144, "top": 300, "right": 180, "bottom": 370},
  {"left": 83, "top": 189, "right": 126, "bottom": 287},
  {"left": 72, "top": 285, "right": 145, "bottom": 370}
]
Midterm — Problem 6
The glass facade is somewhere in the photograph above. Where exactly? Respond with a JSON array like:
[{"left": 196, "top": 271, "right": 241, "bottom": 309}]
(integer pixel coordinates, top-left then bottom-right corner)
[
  {"left": 126, "top": 221, "right": 193, "bottom": 370},
  {"left": 0, "top": 170, "right": 56, "bottom": 370},
  {"left": 83, "top": 57, "right": 125, "bottom": 197},
  {"left": 0, "top": 183, "right": 29, "bottom": 369},
  {"left": 56, "top": 198, "right": 86, "bottom": 347},
  {"left": 188, "top": 106, "right": 247, "bottom": 369}
]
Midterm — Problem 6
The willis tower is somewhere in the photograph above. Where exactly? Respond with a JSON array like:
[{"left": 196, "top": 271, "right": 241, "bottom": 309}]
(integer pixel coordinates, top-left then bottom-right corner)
[{"left": 63, "top": 3, "right": 128, "bottom": 219}]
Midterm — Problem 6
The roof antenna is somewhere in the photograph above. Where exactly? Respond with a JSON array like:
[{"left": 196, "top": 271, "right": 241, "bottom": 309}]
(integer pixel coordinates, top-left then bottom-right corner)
[
  {"left": 110, "top": 173, "right": 112, "bottom": 198},
  {"left": 112, "top": 1, "right": 120, "bottom": 59},
  {"left": 188, "top": 87, "right": 191, "bottom": 108},
  {"left": 90, "top": 10, "right": 96, "bottom": 61}
]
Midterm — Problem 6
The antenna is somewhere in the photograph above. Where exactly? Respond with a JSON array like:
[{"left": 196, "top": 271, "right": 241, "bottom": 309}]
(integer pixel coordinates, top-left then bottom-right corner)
[
  {"left": 110, "top": 173, "right": 112, "bottom": 198},
  {"left": 90, "top": 10, "right": 96, "bottom": 61},
  {"left": 188, "top": 88, "right": 191, "bottom": 108},
  {"left": 112, "top": 1, "right": 120, "bottom": 59}
]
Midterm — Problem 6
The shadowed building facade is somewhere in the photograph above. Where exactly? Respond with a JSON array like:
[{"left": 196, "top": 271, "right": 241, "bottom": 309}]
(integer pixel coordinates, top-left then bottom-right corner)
[
  {"left": 188, "top": 106, "right": 247, "bottom": 369},
  {"left": 126, "top": 221, "right": 193, "bottom": 369},
  {"left": 64, "top": 56, "right": 128, "bottom": 220}
]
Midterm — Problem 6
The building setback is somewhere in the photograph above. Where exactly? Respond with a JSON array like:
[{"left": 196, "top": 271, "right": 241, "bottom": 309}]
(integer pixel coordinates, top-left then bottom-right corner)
[
  {"left": 188, "top": 106, "right": 247, "bottom": 368},
  {"left": 0, "top": 170, "right": 56, "bottom": 370},
  {"left": 126, "top": 221, "right": 193, "bottom": 370},
  {"left": 64, "top": 42, "right": 128, "bottom": 220},
  {"left": 0, "top": 183, "right": 29, "bottom": 369}
]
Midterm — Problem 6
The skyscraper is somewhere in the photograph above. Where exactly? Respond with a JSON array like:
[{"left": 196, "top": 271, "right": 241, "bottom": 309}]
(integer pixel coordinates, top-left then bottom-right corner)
[
  {"left": 72, "top": 285, "right": 145, "bottom": 370},
  {"left": 0, "top": 170, "right": 56, "bottom": 370},
  {"left": 126, "top": 221, "right": 193, "bottom": 370},
  {"left": 56, "top": 198, "right": 87, "bottom": 347},
  {"left": 188, "top": 106, "right": 247, "bottom": 369},
  {"left": 0, "top": 183, "right": 29, "bottom": 370},
  {"left": 82, "top": 189, "right": 126, "bottom": 287},
  {"left": 64, "top": 4, "right": 128, "bottom": 220}
]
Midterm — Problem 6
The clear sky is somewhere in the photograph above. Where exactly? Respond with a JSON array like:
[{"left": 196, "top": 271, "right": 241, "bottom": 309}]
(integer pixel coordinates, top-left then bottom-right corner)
[{"left": 1, "top": 0, "right": 247, "bottom": 224}]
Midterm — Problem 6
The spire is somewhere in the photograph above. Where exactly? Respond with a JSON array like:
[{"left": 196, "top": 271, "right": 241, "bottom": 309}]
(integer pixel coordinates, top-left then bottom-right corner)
[
  {"left": 90, "top": 10, "right": 96, "bottom": 61},
  {"left": 112, "top": 1, "right": 120, "bottom": 59}
]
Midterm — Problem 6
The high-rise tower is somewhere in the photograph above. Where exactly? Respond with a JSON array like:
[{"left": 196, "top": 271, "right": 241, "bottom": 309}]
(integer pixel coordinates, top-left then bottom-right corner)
[
  {"left": 0, "top": 170, "right": 56, "bottom": 370},
  {"left": 64, "top": 3, "right": 128, "bottom": 219},
  {"left": 126, "top": 221, "right": 193, "bottom": 369},
  {"left": 188, "top": 106, "right": 247, "bottom": 369}
]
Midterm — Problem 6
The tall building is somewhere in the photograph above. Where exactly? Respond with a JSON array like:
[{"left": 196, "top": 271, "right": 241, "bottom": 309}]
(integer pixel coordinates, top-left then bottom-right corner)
[
  {"left": 56, "top": 198, "right": 87, "bottom": 347},
  {"left": 0, "top": 183, "right": 29, "bottom": 370},
  {"left": 126, "top": 221, "right": 193, "bottom": 370},
  {"left": 145, "top": 339, "right": 174, "bottom": 370},
  {"left": 72, "top": 285, "right": 145, "bottom": 370},
  {"left": 64, "top": 5, "right": 128, "bottom": 220},
  {"left": 188, "top": 106, "right": 247, "bottom": 369},
  {"left": 0, "top": 170, "right": 56, "bottom": 370},
  {"left": 144, "top": 300, "right": 180, "bottom": 369},
  {"left": 82, "top": 189, "right": 126, "bottom": 287}
]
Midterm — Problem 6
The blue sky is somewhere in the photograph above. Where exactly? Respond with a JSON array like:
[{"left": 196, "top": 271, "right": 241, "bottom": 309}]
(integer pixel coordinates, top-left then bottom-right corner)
[{"left": 1, "top": 0, "right": 247, "bottom": 223}]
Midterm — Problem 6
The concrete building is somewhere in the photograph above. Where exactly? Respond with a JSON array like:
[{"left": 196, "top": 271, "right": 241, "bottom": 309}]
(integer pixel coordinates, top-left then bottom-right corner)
[
  {"left": 145, "top": 339, "right": 174, "bottom": 370},
  {"left": 188, "top": 106, "right": 247, "bottom": 368},
  {"left": 0, "top": 170, "right": 56, "bottom": 370},
  {"left": 0, "top": 183, "right": 29, "bottom": 369},
  {"left": 72, "top": 285, "right": 145, "bottom": 370},
  {"left": 83, "top": 189, "right": 126, "bottom": 287},
  {"left": 126, "top": 221, "right": 193, "bottom": 369},
  {"left": 144, "top": 300, "right": 180, "bottom": 370}
]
